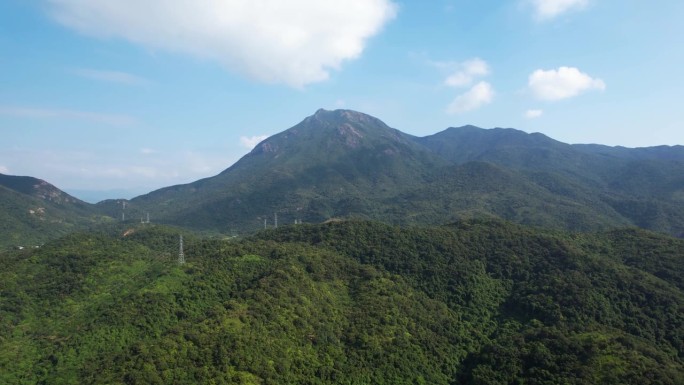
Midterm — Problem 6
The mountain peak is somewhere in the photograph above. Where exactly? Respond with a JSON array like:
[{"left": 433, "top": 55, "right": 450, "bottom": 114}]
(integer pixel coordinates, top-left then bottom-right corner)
[
  {"left": 220, "top": 108, "right": 447, "bottom": 190},
  {"left": 0, "top": 173, "right": 83, "bottom": 205},
  {"left": 308, "top": 108, "right": 384, "bottom": 127},
  {"left": 248, "top": 108, "right": 405, "bottom": 155}
]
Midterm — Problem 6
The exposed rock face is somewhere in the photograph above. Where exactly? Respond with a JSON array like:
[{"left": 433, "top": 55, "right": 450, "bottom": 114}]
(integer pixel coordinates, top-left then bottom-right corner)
[
  {"left": 33, "top": 180, "right": 76, "bottom": 204},
  {"left": 337, "top": 123, "right": 364, "bottom": 148},
  {"left": 0, "top": 173, "right": 84, "bottom": 205}
]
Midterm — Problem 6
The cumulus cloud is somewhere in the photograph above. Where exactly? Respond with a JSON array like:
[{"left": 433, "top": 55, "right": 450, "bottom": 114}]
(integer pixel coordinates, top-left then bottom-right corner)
[
  {"left": 530, "top": 0, "right": 589, "bottom": 19},
  {"left": 0, "top": 165, "right": 9, "bottom": 174},
  {"left": 528, "top": 67, "right": 605, "bottom": 101},
  {"left": 525, "top": 109, "right": 544, "bottom": 119},
  {"left": 444, "top": 58, "right": 490, "bottom": 88},
  {"left": 74, "top": 68, "right": 150, "bottom": 86},
  {"left": 446, "top": 81, "right": 495, "bottom": 114},
  {"left": 47, "top": 0, "right": 397, "bottom": 88},
  {"left": 240, "top": 135, "right": 269, "bottom": 149}
]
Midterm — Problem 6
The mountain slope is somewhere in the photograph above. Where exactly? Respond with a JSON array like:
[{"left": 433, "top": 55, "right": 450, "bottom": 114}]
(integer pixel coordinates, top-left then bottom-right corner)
[
  {"left": 413, "top": 125, "right": 684, "bottom": 235},
  {"left": 1, "top": 221, "right": 682, "bottom": 384},
  {"left": 574, "top": 143, "right": 684, "bottom": 162},
  {"left": 123, "top": 109, "right": 684, "bottom": 236},
  {"left": 5, "top": 109, "right": 683, "bottom": 244},
  {"left": 130, "top": 109, "right": 451, "bottom": 230},
  {"left": 0, "top": 174, "right": 107, "bottom": 247},
  {"left": 390, "top": 162, "right": 632, "bottom": 231},
  {"left": 416, "top": 126, "right": 684, "bottom": 194},
  {"left": 414, "top": 125, "right": 622, "bottom": 184}
]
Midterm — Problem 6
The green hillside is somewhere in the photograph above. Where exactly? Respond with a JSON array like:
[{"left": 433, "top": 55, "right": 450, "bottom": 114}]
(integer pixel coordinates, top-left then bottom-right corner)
[
  {"left": 129, "top": 109, "right": 450, "bottom": 231},
  {"left": 0, "top": 174, "right": 110, "bottom": 248},
  {"left": 1, "top": 221, "right": 682, "bottom": 384},
  {"left": 4, "top": 109, "right": 684, "bottom": 248},
  {"left": 122, "top": 110, "right": 684, "bottom": 236},
  {"left": 417, "top": 125, "right": 684, "bottom": 235}
]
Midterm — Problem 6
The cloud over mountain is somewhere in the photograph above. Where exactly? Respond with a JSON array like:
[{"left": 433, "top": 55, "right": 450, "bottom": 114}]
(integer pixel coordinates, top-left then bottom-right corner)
[
  {"left": 240, "top": 135, "right": 269, "bottom": 149},
  {"left": 528, "top": 66, "right": 605, "bottom": 101},
  {"left": 447, "top": 81, "right": 495, "bottom": 114},
  {"left": 525, "top": 109, "right": 543, "bottom": 119},
  {"left": 47, "top": 0, "right": 397, "bottom": 88},
  {"left": 444, "top": 58, "right": 490, "bottom": 88}
]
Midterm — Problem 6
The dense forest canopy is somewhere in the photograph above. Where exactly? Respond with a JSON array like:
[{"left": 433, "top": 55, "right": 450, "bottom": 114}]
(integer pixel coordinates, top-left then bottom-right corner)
[{"left": 1, "top": 220, "right": 682, "bottom": 384}]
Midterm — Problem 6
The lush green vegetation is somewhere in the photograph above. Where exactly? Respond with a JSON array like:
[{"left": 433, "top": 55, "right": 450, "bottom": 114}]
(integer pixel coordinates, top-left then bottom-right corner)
[
  {"left": 124, "top": 110, "right": 684, "bottom": 237},
  {"left": 4, "top": 111, "right": 684, "bottom": 250},
  {"left": 1, "top": 220, "right": 682, "bottom": 384},
  {"left": 0, "top": 178, "right": 110, "bottom": 248}
]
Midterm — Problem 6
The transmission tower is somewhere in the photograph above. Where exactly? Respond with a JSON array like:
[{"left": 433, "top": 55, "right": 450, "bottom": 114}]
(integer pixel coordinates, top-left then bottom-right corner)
[{"left": 178, "top": 235, "right": 185, "bottom": 265}]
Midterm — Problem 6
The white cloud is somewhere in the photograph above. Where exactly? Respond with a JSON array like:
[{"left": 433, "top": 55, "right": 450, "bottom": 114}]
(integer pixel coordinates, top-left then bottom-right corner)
[
  {"left": 530, "top": 0, "right": 589, "bottom": 20},
  {"left": 240, "top": 135, "right": 269, "bottom": 149},
  {"left": 446, "top": 81, "right": 495, "bottom": 114},
  {"left": 0, "top": 106, "right": 137, "bottom": 126},
  {"left": 0, "top": 165, "right": 8, "bottom": 174},
  {"left": 48, "top": 0, "right": 397, "bottom": 88},
  {"left": 444, "top": 58, "right": 490, "bottom": 88},
  {"left": 74, "top": 68, "right": 150, "bottom": 86},
  {"left": 140, "top": 148, "right": 157, "bottom": 155},
  {"left": 525, "top": 109, "right": 544, "bottom": 119},
  {"left": 528, "top": 67, "right": 605, "bottom": 101},
  {"left": 0, "top": 147, "right": 239, "bottom": 192}
]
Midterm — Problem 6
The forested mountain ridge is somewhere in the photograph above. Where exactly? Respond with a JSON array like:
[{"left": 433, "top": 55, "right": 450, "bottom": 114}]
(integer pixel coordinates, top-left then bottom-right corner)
[
  {"left": 128, "top": 109, "right": 450, "bottom": 230},
  {"left": 3, "top": 109, "right": 684, "bottom": 248},
  {"left": 1, "top": 220, "right": 682, "bottom": 384},
  {"left": 0, "top": 173, "right": 108, "bottom": 247},
  {"left": 0, "top": 173, "right": 86, "bottom": 204},
  {"left": 3, "top": 107, "right": 684, "bottom": 381},
  {"left": 125, "top": 109, "right": 684, "bottom": 236},
  {"left": 574, "top": 143, "right": 684, "bottom": 161},
  {"left": 415, "top": 123, "right": 684, "bottom": 235}
]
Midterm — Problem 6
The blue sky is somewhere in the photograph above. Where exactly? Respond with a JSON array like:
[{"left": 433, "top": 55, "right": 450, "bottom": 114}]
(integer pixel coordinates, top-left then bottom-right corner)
[{"left": 1, "top": 0, "right": 683, "bottom": 202}]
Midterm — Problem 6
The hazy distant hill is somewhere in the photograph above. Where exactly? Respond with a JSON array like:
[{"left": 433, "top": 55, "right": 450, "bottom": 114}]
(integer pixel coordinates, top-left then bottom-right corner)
[
  {"left": 0, "top": 174, "right": 108, "bottom": 247},
  {"left": 125, "top": 109, "right": 684, "bottom": 236}
]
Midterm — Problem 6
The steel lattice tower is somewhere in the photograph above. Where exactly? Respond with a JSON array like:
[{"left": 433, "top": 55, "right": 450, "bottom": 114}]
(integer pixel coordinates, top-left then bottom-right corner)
[{"left": 178, "top": 235, "right": 185, "bottom": 265}]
